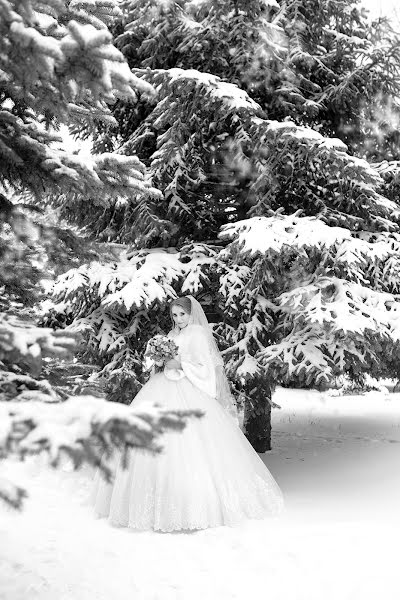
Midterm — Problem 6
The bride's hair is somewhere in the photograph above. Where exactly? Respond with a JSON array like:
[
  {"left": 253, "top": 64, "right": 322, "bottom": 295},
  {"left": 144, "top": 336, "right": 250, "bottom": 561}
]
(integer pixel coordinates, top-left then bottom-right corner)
[{"left": 169, "top": 296, "right": 192, "bottom": 315}]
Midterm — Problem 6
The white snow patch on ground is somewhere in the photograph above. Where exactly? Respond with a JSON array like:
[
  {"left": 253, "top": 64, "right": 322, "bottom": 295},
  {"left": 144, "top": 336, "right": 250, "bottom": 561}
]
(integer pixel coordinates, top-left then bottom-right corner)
[{"left": 1, "top": 387, "right": 400, "bottom": 599}]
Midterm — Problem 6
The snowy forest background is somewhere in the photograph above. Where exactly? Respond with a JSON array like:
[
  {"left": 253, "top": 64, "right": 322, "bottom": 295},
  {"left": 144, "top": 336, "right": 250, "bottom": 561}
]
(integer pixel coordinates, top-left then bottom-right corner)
[{"left": 2, "top": 0, "right": 400, "bottom": 515}]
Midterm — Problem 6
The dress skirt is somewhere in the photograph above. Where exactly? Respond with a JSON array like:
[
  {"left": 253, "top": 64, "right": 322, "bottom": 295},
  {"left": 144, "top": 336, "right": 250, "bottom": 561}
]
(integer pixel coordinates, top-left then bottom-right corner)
[{"left": 91, "top": 372, "right": 284, "bottom": 532}]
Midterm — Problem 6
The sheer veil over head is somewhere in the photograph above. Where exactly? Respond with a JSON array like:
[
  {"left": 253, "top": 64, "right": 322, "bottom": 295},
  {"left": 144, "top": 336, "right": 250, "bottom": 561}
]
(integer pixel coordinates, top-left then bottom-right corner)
[{"left": 170, "top": 295, "right": 239, "bottom": 424}]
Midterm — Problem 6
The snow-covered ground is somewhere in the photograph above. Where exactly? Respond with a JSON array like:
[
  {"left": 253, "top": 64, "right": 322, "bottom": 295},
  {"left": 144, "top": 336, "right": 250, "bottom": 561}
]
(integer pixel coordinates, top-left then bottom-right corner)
[{"left": 1, "top": 387, "right": 400, "bottom": 600}]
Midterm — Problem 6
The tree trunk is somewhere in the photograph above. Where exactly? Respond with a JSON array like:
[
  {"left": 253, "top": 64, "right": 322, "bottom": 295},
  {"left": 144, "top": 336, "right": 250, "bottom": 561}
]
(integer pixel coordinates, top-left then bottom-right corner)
[{"left": 243, "top": 374, "right": 272, "bottom": 452}]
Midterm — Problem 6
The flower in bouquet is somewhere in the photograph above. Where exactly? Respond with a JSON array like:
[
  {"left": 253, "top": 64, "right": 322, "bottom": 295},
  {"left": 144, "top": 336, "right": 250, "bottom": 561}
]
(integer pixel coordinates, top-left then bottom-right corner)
[{"left": 145, "top": 335, "right": 178, "bottom": 368}]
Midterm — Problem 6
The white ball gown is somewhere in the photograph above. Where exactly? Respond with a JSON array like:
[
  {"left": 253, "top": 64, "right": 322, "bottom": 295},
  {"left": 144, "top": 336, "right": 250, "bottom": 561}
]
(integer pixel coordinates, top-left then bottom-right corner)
[{"left": 92, "top": 323, "right": 284, "bottom": 532}]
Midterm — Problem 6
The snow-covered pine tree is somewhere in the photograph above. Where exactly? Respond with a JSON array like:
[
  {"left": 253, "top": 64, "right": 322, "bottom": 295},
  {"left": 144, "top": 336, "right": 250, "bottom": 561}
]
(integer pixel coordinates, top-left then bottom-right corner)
[
  {"left": 0, "top": 0, "right": 158, "bottom": 393},
  {"left": 43, "top": 1, "right": 400, "bottom": 451},
  {"left": 0, "top": 0, "right": 162, "bottom": 239},
  {"left": 0, "top": 0, "right": 202, "bottom": 508},
  {"left": 0, "top": 0, "right": 162, "bottom": 299},
  {"left": 43, "top": 74, "right": 400, "bottom": 450}
]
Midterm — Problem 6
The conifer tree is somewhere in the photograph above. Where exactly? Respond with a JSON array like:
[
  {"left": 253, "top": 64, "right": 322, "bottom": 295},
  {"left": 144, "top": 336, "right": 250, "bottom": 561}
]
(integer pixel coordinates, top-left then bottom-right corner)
[
  {"left": 0, "top": 0, "right": 200, "bottom": 508},
  {"left": 44, "top": 0, "right": 400, "bottom": 452},
  {"left": 0, "top": 0, "right": 162, "bottom": 216}
]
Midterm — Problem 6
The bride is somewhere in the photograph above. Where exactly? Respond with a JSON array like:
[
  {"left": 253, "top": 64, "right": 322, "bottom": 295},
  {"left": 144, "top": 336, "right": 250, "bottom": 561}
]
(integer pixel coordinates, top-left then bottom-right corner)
[{"left": 92, "top": 295, "right": 284, "bottom": 532}]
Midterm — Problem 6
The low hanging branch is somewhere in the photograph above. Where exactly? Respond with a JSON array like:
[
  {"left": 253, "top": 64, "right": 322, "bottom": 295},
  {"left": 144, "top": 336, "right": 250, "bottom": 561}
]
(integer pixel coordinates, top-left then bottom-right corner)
[{"left": 0, "top": 395, "right": 204, "bottom": 510}]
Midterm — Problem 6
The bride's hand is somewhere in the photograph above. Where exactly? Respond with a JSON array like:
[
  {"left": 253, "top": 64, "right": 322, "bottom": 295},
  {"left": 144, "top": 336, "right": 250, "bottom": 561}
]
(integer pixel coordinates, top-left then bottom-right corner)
[{"left": 165, "top": 358, "right": 181, "bottom": 369}]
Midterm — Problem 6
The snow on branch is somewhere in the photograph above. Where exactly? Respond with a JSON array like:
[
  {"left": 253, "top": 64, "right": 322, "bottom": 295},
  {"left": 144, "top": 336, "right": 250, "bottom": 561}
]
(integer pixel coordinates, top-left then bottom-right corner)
[
  {"left": 125, "top": 68, "right": 400, "bottom": 240},
  {"left": 0, "top": 315, "right": 77, "bottom": 360},
  {"left": 52, "top": 248, "right": 215, "bottom": 321},
  {"left": 220, "top": 213, "right": 400, "bottom": 280},
  {"left": 278, "top": 277, "right": 400, "bottom": 337},
  {"left": 259, "top": 326, "right": 336, "bottom": 384},
  {"left": 248, "top": 119, "right": 400, "bottom": 230},
  {"left": 166, "top": 69, "right": 260, "bottom": 111},
  {"left": 0, "top": 313, "right": 80, "bottom": 386},
  {"left": 0, "top": 476, "right": 27, "bottom": 511},
  {"left": 0, "top": 0, "right": 157, "bottom": 199},
  {"left": 220, "top": 214, "right": 353, "bottom": 256},
  {"left": 219, "top": 212, "right": 400, "bottom": 384},
  {"left": 0, "top": 109, "right": 162, "bottom": 200},
  {"left": 2, "top": 0, "right": 154, "bottom": 111},
  {"left": 0, "top": 395, "right": 203, "bottom": 509},
  {"left": 258, "top": 276, "right": 400, "bottom": 385}
]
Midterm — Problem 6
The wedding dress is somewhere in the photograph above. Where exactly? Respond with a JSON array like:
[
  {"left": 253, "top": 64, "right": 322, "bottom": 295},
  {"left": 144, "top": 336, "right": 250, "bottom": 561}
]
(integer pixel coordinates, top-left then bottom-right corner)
[{"left": 92, "top": 301, "right": 284, "bottom": 532}]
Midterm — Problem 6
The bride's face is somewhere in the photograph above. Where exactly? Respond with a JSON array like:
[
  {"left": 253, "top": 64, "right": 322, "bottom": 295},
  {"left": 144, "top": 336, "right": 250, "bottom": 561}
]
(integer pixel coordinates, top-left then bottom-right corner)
[{"left": 171, "top": 306, "right": 191, "bottom": 329}]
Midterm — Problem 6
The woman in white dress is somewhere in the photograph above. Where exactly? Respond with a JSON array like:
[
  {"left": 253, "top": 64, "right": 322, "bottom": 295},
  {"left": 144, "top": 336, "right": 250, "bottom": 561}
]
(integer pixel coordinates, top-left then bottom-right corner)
[{"left": 92, "top": 295, "right": 284, "bottom": 532}]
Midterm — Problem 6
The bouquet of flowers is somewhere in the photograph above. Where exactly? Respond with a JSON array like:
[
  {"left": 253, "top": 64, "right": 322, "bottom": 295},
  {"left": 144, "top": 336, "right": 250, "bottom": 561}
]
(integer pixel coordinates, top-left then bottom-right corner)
[{"left": 145, "top": 335, "right": 179, "bottom": 371}]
